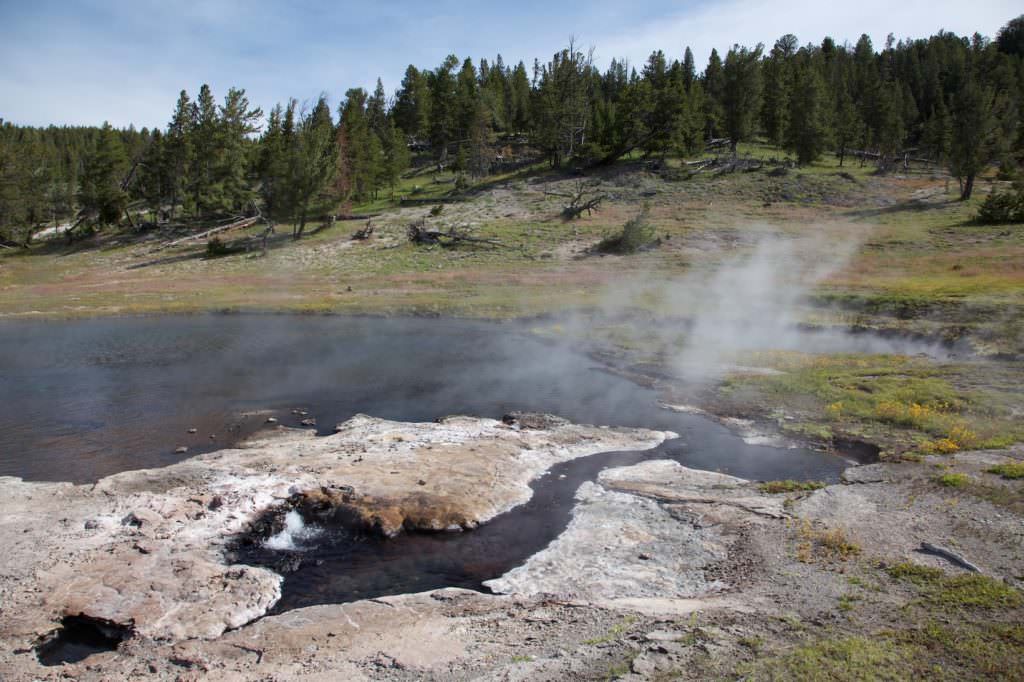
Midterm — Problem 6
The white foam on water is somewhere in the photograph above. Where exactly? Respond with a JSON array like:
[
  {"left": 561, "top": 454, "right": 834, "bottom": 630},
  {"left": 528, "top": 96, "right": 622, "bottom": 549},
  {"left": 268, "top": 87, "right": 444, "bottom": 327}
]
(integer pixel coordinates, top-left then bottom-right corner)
[{"left": 263, "top": 510, "right": 322, "bottom": 551}]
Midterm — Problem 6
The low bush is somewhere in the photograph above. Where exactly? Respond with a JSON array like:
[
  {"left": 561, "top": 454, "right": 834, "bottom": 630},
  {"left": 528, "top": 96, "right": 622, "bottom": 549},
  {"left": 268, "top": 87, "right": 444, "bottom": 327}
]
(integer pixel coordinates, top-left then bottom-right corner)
[
  {"left": 976, "top": 184, "right": 1024, "bottom": 224},
  {"left": 596, "top": 205, "right": 655, "bottom": 254}
]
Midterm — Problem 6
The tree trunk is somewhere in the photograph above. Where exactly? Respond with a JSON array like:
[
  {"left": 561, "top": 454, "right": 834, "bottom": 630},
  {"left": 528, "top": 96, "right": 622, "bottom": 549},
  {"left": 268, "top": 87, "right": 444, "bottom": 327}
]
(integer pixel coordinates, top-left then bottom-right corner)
[
  {"left": 730, "top": 139, "right": 738, "bottom": 157},
  {"left": 960, "top": 174, "right": 975, "bottom": 201},
  {"left": 838, "top": 147, "right": 845, "bottom": 167}
]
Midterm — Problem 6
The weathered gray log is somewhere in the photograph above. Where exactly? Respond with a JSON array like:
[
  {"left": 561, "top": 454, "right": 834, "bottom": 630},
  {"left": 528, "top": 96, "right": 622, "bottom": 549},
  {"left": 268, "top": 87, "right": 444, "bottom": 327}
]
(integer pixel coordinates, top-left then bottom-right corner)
[
  {"left": 920, "top": 542, "right": 982, "bottom": 573},
  {"left": 154, "top": 216, "right": 260, "bottom": 251}
]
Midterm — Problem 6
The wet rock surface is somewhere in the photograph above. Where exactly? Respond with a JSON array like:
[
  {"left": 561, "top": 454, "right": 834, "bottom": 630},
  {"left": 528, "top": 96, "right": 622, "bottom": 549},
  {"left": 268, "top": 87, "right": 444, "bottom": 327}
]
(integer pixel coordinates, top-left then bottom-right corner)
[
  {"left": 0, "top": 421, "right": 1020, "bottom": 680},
  {"left": 0, "top": 414, "right": 670, "bottom": 677}
]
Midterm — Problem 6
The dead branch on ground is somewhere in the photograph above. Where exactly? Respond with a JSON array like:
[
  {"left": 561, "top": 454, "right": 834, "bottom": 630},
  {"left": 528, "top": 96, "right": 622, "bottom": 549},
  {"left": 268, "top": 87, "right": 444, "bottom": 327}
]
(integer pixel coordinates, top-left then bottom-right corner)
[
  {"left": 351, "top": 221, "right": 374, "bottom": 241},
  {"left": 561, "top": 179, "right": 606, "bottom": 220},
  {"left": 407, "top": 219, "right": 502, "bottom": 247}
]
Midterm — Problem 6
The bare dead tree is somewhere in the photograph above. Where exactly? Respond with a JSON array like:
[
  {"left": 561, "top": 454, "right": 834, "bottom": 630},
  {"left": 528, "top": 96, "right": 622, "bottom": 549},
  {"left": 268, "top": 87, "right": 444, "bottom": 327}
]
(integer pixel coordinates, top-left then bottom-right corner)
[{"left": 560, "top": 179, "right": 605, "bottom": 220}]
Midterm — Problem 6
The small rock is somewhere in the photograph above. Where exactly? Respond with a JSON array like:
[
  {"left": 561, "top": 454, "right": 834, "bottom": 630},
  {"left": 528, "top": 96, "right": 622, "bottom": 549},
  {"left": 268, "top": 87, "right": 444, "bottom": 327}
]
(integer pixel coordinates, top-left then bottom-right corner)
[
  {"left": 301, "top": 418, "right": 316, "bottom": 427},
  {"left": 187, "top": 428, "right": 197, "bottom": 434},
  {"left": 121, "top": 513, "right": 143, "bottom": 528},
  {"left": 266, "top": 417, "right": 278, "bottom": 424},
  {"left": 417, "top": 479, "right": 427, "bottom": 486},
  {"left": 84, "top": 519, "right": 100, "bottom": 530},
  {"left": 209, "top": 435, "right": 216, "bottom": 440},
  {"left": 175, "top": 446, "right": 189, "bottom": 454},
  {"left": 207, "top": 495, "right": 224, "bottom": 511},
  {"left": 638, "top": 552, "right": 651, "bottom": 560}
]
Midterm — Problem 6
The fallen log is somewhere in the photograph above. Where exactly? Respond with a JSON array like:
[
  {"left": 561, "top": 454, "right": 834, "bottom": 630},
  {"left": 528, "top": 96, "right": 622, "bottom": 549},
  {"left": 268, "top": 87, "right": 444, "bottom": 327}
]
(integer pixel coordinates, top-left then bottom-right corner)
[
  {"left": 335, "top": 213, "right": 381, "bottom": 221},
  {"left": 407, "top": 220, "right": 501, "bottom": 247},
  {"left": 153, "top": 216, "right": 260, "bottom": 251},
  {"left": 920, "top": 542, "right": 983, "bottom": 573}
]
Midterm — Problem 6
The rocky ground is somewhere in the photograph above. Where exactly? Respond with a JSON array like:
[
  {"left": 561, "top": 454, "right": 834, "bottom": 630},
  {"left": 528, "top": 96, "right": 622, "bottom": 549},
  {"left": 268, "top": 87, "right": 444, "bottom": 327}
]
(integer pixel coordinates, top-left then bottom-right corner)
[{"left": 1, "top": 412, "right": 1021, "bottom": 680}]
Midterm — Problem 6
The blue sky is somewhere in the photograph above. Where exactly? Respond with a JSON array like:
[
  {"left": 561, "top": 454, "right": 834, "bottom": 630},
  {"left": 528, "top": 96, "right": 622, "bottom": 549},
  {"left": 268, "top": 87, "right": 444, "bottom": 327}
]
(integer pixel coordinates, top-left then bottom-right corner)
[{"left": 0, "top": 0, "right": 1019, "bottom": 129}]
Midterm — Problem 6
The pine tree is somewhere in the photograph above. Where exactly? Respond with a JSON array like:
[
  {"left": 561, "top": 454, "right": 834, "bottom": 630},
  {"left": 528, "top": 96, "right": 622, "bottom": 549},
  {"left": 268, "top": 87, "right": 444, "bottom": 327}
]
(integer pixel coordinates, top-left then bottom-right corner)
[
  {"left": 290, "top": 97, "right": 337, "bottom": 239},
  {"left": 949, "top": 76, "right": 995, "bottom": 199},
  {"left": 532, "top": 41, "right": 592, "bottom": 167},
  {"left": 455, "top": 58, "right": 481, "bottom": 142},
  {"left": 217, "top": 87, "right": 262, "bottom": 213},
  {"left": 78, "top": 122, "right": 128, "bottom": 227},
  {"left": 703, "top": 48, "right": 725, "bottom": 140},
  {"left": 682, "top": 47, "right": 696, "bottom": 91},
  {"left": 784, "top": 60, "right": 832, "bottom": 164},
  {"left": 164, "top": 90, "right": 194, "bottom": 219},
  {"left": 722, "top": 44, "right": 764, "bottom": 154},
  {"left": 367, "top": 78, "right": 388, "bottom": 137},
  {"left": 427, "top": 55, "right": 459, "bottom": 163},
  {"left": 136, "top": 129, "right": 168, "bottom": 220},
  {"left": 339, "top": 88, "right": 383, "bottom": 200},
  {"left": 393, "top": 65, "right": 431, "bottom": 140},
  {"left": 257, "top": 103, "right": 291, "bottom": 220},
  {"left": 761, "top": 37, "right": 795, "bottom": 146},
  {"left": 188, "top": 84, "right": 220, "bottom": 216},
  {"left": 379, "top": 116, "right": 410, "bottom": 194},
  {"left": 833, "top": 84, "right": 863, "bottom": 167},
  {"left": 508, "top": 62, "right": 532, "bottom": 133},
  {"left": 922, "top": 98, "right": 952, "bottom": 165}
]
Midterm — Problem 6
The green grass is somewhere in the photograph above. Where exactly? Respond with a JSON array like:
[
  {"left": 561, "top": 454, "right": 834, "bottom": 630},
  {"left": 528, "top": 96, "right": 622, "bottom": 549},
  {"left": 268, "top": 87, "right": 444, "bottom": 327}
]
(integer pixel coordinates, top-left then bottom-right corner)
[
  {"left": 987, "top": 462, "right": 1024, "bottom": 480},
  {"left": 725, "top": 353, "right": 1024, "bottom": 456},
  {"left": 744, "top": 635, "right": 919, "bottom": 681},
  {"left": 888, "top": 563, "right": 1023, "bottom": 609},
  {"left": 759, "top": 480, "right": 826, "bottom": 494},
  {"left": 889, "top": 622, "right": 1024, "bottom": 679},
  {"left": 747, "top": 625, "right": 1024, "bottom": 681},
  {"left": 937, "top": 472, "right": 971, "bottom": 488}
]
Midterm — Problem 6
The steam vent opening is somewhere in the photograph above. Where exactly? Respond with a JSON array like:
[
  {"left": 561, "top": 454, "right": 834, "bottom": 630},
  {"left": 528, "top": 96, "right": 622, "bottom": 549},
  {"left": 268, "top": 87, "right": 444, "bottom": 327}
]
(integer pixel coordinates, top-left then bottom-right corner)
[{"left": 35, "top": 615, "right": 133, "bottom": 666}]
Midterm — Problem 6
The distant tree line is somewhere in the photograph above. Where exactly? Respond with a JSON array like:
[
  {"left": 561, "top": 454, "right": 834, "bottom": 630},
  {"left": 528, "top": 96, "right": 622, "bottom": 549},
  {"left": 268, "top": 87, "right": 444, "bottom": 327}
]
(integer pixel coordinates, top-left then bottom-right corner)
[{"left": 2, "top": 16, "right": 1023, "bottom": 244}]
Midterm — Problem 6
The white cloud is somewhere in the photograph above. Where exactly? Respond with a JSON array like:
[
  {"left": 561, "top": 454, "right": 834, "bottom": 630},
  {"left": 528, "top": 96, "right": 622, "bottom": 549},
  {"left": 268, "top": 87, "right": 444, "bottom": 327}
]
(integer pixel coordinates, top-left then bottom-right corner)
[
  {"left": 597, "top": 0, "right": 1019, "bottom": 67},
  {"left": 1, "top": 1, "right": 1018, "bottom": 128}
]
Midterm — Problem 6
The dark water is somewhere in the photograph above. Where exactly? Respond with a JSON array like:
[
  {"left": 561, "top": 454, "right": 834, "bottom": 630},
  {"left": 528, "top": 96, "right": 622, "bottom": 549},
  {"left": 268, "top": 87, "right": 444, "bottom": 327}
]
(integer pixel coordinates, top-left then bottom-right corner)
[
  {"left": 2, "top": 314, "right": 861, "bottom": 616},
  {"left": 0, "top": 314, "right": 851, "bottom": 483},
  {"left": 233, "top": 439, "right": 717, "bottom": 613}
]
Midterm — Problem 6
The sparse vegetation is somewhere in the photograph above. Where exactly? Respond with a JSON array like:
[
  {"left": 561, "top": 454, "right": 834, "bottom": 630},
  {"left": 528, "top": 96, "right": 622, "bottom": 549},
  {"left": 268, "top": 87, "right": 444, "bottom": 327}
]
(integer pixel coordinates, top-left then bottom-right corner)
[
  {"left": 583, "top": 616, "right": 636, "bottom": 646},
  {"left": 759, "top": 480, "right": 825, "bottom": 494},
  {"left": 745, "top": 635, "right": 916, "bottom": 680},
  {"left": 937, "top": 472, "right": 970, "bottom": 488},
  {"left": 987, "top": 462, "right": 1024, "bottom": 479},
  {"left": 796, "top": 521, "right": 861, "bottom": 562},
  {"left": 888, "top": 562, "right": 1023, "bottom": 609}
]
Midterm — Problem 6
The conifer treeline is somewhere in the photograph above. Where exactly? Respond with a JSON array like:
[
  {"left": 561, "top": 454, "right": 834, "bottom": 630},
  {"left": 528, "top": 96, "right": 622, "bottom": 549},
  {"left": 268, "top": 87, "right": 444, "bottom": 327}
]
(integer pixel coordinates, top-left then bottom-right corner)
[{"left": 1, "top": 16, "right": 1022, "bottom": 244}]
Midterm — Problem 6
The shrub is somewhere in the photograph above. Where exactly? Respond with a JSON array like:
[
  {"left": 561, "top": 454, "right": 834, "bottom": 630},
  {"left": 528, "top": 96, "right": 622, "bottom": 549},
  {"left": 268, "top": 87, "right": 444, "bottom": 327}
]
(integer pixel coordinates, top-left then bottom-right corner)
[
  {"left": 596, "top": 205, "right": 655, "bottom": 254},
  {"left": 206, "top": 237, "right": 232, "bottom": 257},
  {"left": 977, "top": 185, "right": 1024, "bottom": 224}
]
